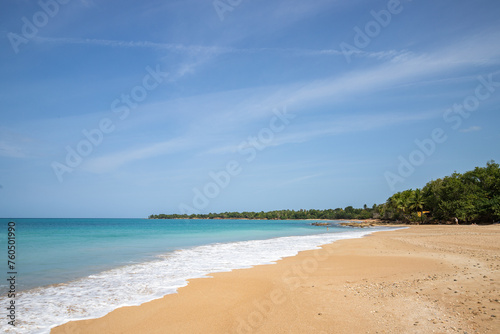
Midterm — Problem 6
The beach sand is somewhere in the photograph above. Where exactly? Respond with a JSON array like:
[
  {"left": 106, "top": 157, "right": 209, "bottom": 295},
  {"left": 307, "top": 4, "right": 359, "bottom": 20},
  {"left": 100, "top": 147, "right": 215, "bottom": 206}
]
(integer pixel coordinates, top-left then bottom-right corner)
[{"left": 52, "top": 225, "right": 500, "bottom": 333}]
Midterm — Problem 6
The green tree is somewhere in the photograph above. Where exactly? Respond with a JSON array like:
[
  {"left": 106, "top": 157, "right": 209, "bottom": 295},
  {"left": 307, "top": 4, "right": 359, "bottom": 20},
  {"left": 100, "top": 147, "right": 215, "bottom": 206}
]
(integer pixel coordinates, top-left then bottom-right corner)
[{"left": 409, "top": 188, "right": 425, "bottom": 224}]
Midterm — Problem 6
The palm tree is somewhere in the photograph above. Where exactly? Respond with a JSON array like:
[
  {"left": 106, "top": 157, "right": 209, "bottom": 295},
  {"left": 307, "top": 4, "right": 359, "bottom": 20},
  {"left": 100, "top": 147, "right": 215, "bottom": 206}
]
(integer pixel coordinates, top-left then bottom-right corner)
[
  {"left": 388, "top": 192, "right": 407, "bottom": 222},
  {"left": 410, "top": 189, "right": 425, "bottom": 224}
]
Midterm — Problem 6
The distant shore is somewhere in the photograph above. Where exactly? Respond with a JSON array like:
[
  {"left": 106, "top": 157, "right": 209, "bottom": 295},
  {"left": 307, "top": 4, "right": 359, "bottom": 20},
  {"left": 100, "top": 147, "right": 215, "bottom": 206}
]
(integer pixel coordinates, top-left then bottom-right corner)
[
  {"left": 52, "top": 225, "right": 500, "bottom": 333},
  {"left": 148, "top": 216, "right": 499, "bottom": 227}
]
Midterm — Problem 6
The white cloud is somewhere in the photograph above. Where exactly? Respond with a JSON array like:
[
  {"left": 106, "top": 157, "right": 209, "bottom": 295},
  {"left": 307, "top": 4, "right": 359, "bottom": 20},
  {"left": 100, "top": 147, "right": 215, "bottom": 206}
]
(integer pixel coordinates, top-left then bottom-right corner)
[
  {"left": 0, "top": 141, "right": 27, "bottom": 158},
  {"left": 113, "top": 31, "right": 500, "bottom": 161},
  {"left": 82, "top": 137, "right": 192, "bottom": 173},
  {"left": 459, "top": 126, "right": 481, "bottom": 133},
  {"left": 201, "top": 109, "right": 439, "bottom": 156},
  {"left": 35, "top": 36, "right": 230, "bottom": 56},
  {"left": 35, "top": 36, "right": 414, "bottom": 64},
  {"left": 50, "top": 30, "right": 500, "bottom": 171},
  {"left": 0, "top": 130, "right": 40, "bottom": 159}
]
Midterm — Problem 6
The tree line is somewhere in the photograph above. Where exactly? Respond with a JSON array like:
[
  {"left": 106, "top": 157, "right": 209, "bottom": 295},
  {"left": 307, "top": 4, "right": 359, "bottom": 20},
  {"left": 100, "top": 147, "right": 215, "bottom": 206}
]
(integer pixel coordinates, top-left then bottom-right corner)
[
  {"left": 149, "top": 161, "right": 500, "bottom": 224},
  {"left": 149, "top": 206, "right": 376, "bottom": 221},
  {"left": 380, "top": 160, "right": 499, "bottom": 224}
]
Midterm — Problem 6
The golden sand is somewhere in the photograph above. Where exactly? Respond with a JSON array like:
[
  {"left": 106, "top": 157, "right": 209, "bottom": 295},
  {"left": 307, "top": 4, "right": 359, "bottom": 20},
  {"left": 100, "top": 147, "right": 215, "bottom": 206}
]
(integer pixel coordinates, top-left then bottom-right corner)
[{"left": 52, "top": 225, "right": 500, "bottom": 333}]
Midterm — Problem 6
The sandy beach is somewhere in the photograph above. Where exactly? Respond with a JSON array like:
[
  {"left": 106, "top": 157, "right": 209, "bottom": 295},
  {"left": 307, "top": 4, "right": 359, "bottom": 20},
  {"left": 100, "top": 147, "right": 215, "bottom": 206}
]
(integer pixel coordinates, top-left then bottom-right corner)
[{"left": 52, "top": 225, "right": 500, "bottom": 334}]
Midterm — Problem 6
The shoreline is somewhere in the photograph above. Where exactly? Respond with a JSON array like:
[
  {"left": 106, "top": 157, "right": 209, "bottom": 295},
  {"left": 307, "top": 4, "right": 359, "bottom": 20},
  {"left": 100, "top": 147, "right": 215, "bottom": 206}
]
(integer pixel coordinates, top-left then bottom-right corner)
[
  {"left": 148, "top": 217, "right": 500, "bottom": 226},
  {"left": 52, "top": 225, "right": 500, "bottom": 333},
  {"left": 4, "top": 221, "right": 389, "bottom": 334}
]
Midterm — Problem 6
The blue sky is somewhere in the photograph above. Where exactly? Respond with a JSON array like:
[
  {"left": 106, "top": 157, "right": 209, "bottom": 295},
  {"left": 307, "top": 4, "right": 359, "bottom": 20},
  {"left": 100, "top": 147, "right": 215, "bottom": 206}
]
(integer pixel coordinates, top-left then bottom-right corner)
[{"left": 1, "top": 0, "right": 499, "bottom": 218}]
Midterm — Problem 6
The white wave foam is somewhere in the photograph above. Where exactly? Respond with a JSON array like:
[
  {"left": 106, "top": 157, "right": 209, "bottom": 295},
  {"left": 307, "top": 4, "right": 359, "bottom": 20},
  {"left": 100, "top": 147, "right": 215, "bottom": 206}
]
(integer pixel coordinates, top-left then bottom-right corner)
[{"left": 1, "top": 228, "right": 396, "bottom": 333}]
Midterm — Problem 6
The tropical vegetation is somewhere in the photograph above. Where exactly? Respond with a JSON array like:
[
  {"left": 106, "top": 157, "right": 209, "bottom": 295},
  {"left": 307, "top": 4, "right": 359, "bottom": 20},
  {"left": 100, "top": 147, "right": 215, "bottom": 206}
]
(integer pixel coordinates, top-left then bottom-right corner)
[
  {"left": 149, "top": 161, "right": 500, "bottom": 224},
  {"left": 149, "top": 206, "right": 376, "bottom": 221},
  {"left": 379, "top": 160, "right": 500, "bottom": 224}
]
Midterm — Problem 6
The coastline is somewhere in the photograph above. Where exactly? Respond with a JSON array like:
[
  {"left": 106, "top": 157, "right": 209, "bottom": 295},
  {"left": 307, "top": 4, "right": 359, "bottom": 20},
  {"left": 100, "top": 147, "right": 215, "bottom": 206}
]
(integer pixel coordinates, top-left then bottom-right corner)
[
  {"left": 52, "top": 225, "right": 500, "bottom": 333},
  {"left": 4, "top": 220, "right": 386, "bottom": 333}
]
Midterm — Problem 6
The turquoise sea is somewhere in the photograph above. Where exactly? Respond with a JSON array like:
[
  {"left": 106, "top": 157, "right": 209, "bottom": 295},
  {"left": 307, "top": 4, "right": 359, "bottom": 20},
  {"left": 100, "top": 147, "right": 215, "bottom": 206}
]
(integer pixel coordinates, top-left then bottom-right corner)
[{"left": 0, "top": 218, "right": 399, "bottom": 333}]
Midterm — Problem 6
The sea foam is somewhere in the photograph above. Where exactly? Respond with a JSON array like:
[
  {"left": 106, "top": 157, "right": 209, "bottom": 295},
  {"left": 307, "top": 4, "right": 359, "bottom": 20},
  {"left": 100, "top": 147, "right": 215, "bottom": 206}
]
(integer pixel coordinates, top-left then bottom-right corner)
[{"left": 1, "top": 228, "right": 395, "bottom": 333}]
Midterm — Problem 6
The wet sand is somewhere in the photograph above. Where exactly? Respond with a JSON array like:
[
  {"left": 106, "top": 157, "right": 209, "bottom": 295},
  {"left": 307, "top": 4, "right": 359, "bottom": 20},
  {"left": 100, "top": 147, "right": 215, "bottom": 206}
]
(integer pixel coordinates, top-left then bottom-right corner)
[{"left": 52, "top": 225, "right": 500, "bottom": 333}]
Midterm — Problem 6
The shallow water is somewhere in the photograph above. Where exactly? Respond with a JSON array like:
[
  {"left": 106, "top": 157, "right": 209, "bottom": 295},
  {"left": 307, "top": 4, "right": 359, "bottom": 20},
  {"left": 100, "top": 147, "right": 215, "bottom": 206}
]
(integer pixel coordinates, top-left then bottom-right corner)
[{"left": 0, "top": 218, "right": 398, "bottom": 333}]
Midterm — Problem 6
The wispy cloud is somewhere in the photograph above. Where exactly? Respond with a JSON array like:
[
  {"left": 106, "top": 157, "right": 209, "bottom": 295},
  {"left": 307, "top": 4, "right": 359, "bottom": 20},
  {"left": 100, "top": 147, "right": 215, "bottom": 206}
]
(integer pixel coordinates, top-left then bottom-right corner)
[
  {"left": 459, "top": 126, "right": 481, "bottom": 133},
  {"left": 35, "top": 36, "right": 411, "bottom": 62},
  {"left": 48, "top": 30, "right": 500, "bottom": 172},
  {"left": 280, "top": 34, "right": 500, "bottom": 109},
  {"left": 82, "top": 137, "right": 193, "bottom": 173},
  {"left": 0, "top": 141, "right": 28, "bottom": 158},
  {"left": 276, "top": 110, "right": 439, "bottom": 144},
  {"left": 0, "top": 130, "right": 39, "bottom": 159},
  {"left": 35, "top": 36, "right": 231, "bottom": 55},
  {"left": 202, "top": 109, "right": 439, "bottom": 156},
  {"left": 278, "top": 173, "right": 323, "bottom": 187},
  {"left": 126, "top": 31, "right": 500, "bottom": 160}
]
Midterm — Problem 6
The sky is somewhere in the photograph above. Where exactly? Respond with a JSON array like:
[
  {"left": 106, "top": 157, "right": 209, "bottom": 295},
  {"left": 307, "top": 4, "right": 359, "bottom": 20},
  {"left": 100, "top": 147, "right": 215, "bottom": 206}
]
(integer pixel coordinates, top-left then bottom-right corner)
[{"left": 1, "top": 0, "right": 499, "bottom": 218}]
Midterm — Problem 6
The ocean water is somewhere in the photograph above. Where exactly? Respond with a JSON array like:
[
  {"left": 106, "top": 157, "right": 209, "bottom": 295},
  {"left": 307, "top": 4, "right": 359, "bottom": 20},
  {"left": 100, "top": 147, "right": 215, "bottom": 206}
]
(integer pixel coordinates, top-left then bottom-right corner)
[{"left": 0, "top": 218, "right": 399, "bottom": 333}]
